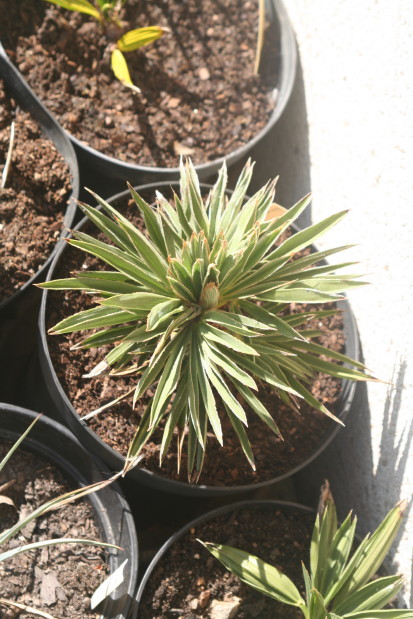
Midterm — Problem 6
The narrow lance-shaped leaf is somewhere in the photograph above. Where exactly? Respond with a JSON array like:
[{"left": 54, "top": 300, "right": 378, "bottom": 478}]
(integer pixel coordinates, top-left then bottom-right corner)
[
  {"left": 199, "top": 542, "right": 305, "bottom": 608},
  {"left": 334, "top": 575, "right": 405, "bottom": 615},
  {"left": 147, "top": 299, "right": 183, "bottom": 331},
  {"left": 320, "top": 512, "right": 357, "bottom": 597},
  {"left": 201, "top": 340, "right": 258, "bottom": 390},
  {"left": 0, "top": 537, "right": 118, "bottom": 563},
  {"left": 334, "top": 501, "right": 407, "bottom": 601},
  {"left": 313, "top": 501, "right": 338, "bottom": 593},
  {"left": 0, "top": 415, "right": 41, "bottom": 474},
  {"left": 204, "top": 360, "right": 248, "bottom": 425},
  {"left": 127, "top": 183, "right": 167, "bottom": 256},
  {"left": 48, "top": 306, "right": 142, "bottom": 335},
  {"left": 149, "top": 334, "right": 189, "bottom": 430},
  {"left": 207, "top": 161, "right": 227, "bottom": 243},
  {"left": 159, "top": 377, "right": 190, "bottom": 461},
  {"left": 0, "top": 472, "right": 123, "bottom": 546},
  {"left": 111, "top": 49, "right": 141, "bottom": 93},
  {"left": 76, "top": 201, "right": 137, "bottom": 254},
  {"left": 197, "top": 349, "right": 223, "bottom": 446},
  {"left": 222, "top": 401, "right": 255, "bottom": 470},
  {"left": 270, "top": 210, "right": 349, "bottom": 260},
  {"left": 117, "top": 26, "right": 165, "bottom": 52},
  {"left": 43, "top": 0, "right": 101, "bottom": 20},
  {"left": 68, "top": 238, "right": 167, "bottom": 293},
  {"left": 199, "top": 323, "right": 259, "bottom": 356}
]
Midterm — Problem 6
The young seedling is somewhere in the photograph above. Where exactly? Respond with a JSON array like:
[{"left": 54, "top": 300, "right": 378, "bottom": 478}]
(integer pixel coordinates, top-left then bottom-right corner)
[
  {"left": 41, "top": 159, "right": 374, "bottom": 481},
  {"left": 43, "top": 0, "right": 166, "bottom": 92},
  {"left": 0, "top": 415, "right": 124, "bottom": 618},
  {"left": 201, "top": 484, "right": 412, "bottom": 618}
]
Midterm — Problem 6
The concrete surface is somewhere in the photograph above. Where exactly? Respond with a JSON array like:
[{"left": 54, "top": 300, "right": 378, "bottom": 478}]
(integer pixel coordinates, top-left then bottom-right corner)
[{"left": 242, "top": 0, "right": 413, "bottom": 606}]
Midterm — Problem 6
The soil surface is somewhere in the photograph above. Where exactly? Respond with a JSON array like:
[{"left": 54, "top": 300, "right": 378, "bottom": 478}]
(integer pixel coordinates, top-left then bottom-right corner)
[
  {"left": 0, "top": 81, "right": 71, "bottom": 302},
  {"left": 0, "top": 441, "right": 108, "bottom": 618},
  {"left": 138, "top": 505, "right": 315, "bottom": 618},
  {"left": 0, "top": 0, "right": 279, "bottom": 167},
  {"left": 45, "top": 191, "right": 346, "bottom": 488}
]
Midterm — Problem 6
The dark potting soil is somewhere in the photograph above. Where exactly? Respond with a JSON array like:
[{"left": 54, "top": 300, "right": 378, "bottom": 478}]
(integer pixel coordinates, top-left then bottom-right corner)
[
  {"left": 0, "top": 0, "right": 279, "bottom": 167},
  {"left": 0, "top": 441, "right": 108, "bottom": 618},
  {"left": 0, "top": 81, "right": 71, "bottom": 302},
  {"left": 45, "top": 194, "right": 345, "bottom": 487},
  {"left": 138, "top": 506, "right": 315, "bottom": 618}
]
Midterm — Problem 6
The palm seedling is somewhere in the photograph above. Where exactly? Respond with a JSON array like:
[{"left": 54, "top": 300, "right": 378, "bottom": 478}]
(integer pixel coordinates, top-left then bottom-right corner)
[
  {"left": 41, "top": 159, "right": 373, "bottom": 481},
  {"left": 42, "top": 0, "right": 166, "bottom": 91},
  {"left": 201, "top": 484, "right": 411, "bottom": 618}
]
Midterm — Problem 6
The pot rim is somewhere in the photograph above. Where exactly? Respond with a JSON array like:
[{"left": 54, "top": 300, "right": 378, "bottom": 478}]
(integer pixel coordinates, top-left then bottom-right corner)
[
  {"left": 38, "top": 181, "right": 360, "bottom": 497},
  {"left": 135, "top": 498, "right": 314, "bottom": 611}
]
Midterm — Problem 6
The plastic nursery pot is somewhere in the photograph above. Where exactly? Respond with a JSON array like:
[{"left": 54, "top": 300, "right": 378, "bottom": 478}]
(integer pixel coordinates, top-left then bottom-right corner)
[
  {"left": 0, "top": 0, "right": 296, "bottom": 186},
  {"left": 135, "top": 499, "right": 313, "bottom": 616},
  {"left": 37, "top": 181, "right": 361, "bottom": 499},
  {"left": 0, "top": 49, "right": 79, "bottom": 311},
  {"left": 0, "top": 403, "right": 139, "bottom": 619}
]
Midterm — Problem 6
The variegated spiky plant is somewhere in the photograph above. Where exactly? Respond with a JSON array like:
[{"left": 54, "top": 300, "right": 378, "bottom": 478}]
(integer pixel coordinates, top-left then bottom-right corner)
[
  {"left": 201, "top": 485, "right": 410, "bottom": 618},
  {"left": 42, "top": 160, "right": 372, "bottom": 481}
]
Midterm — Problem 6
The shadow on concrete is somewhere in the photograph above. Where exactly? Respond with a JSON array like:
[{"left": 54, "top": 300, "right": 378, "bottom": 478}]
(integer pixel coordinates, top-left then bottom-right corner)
[
  {"left": 228, "top": 54, "right": 312, "bottom": 227},
  {"left": 295, "top": 355, "right": 412, "bottom": 604}
]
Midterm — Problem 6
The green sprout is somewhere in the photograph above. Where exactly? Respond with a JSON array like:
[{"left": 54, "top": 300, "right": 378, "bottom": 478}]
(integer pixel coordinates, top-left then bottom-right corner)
[
  {"left": 41, "top": 159, "right": 374, "bottom": 481},
  {"left": 201, "top": 486, "right": 411, "bottom": 618},
  {"left": 0, "top": 415, "right": 123, "bottom": 618},
  {"left": 43, "top": 0, "right": 166, "bottom": 92}
]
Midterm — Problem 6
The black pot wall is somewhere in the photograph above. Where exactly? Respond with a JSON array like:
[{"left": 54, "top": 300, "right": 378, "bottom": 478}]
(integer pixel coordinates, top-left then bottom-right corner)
[
  {"left": 0, "top": 49, "right": 79, "bottom": 311},
  {"left": 0, "top": 404, "right": 139, "bottom": 619},
  {"left": 36, "top": 182, "right": 361, "bottom": 499},
  {"left": 0, "top": 0, "right": 296, "bottom": 189}
]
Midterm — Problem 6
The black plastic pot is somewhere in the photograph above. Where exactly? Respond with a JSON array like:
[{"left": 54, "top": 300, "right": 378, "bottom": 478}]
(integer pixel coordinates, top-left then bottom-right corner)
[
  {"left": 37, "top": 182, "right": 360, "bottom": 498},
  {"left": 0, "top": 403, "right": 139, "bottom": 619},
  {"left": 135, "top": 499, "right": 313, "bottom": 616},
  {"left": 0, "top": 48, "right": 79, "bottom": 311},
  {"left": 0, "top": 0, "right": 296, "bottom": 186}
]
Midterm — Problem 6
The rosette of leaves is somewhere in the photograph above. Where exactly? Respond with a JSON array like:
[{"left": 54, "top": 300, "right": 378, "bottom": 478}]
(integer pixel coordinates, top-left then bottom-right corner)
[
  {"left": 43, "top": 0, "right": 166, "bottom": 91},
  {"left": 42, "top": 159, "right": 373, "bottom": 481},
  {"left": 201, "top": 486, "right": 411, "bottom": 618}
]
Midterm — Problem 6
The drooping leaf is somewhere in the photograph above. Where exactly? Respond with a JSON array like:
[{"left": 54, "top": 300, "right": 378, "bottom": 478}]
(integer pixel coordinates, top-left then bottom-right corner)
[
  {"left": 200, "top": 543, "right": 305, "bottom": 608},
  {"left": 111, "top": 49, "right": 141, "bottom": 92}
]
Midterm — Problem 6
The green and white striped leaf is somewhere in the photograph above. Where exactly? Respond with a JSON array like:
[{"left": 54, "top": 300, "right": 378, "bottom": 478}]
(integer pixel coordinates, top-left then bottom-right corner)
[{"left": 200, "top": 543, "right": 305, "bottom": 608}]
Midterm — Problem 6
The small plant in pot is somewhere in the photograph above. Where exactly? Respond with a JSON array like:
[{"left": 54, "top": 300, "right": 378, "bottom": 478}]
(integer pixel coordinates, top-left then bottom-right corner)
[
  {"left": 43, "top": 0, "right": 166, "bottom": 92},
  {"left": 40, "top": 159, "right": 375, "bottom": 486},
  {"left": 0, "top": 0, "right": 295, "bottom": 183},
  {"left": 136, "top": 484, "right": 410, "bottom": 617},
  {"left": 0, "top": 414, "right": 126, "bottom": 618},
  {"left": 202, "top": 483, "right": 411, "bottom": 618}
]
